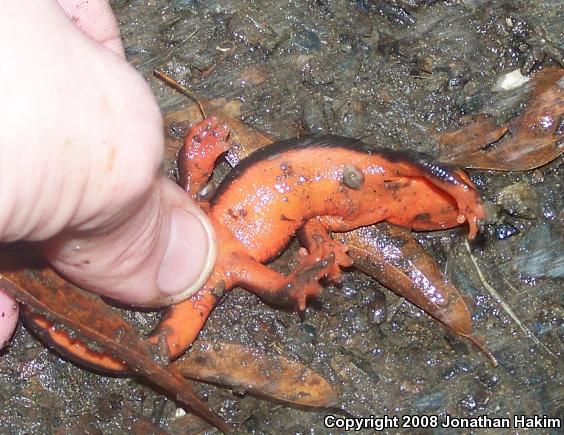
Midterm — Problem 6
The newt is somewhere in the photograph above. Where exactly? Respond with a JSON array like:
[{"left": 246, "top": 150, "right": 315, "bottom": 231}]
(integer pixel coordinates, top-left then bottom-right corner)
[{"left": 26, "top": 117, "right": 486, "bottom": 373}]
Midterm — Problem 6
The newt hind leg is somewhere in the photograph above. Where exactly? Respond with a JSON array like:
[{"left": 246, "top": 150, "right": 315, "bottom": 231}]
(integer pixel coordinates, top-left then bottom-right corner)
[
  {"left": 298, "top": 218, "right": 354, "bottom": 285},
  {"left": 177, "top": 117, "right": 230, "bottom": 202},
  {"left": 237, "top": 219, "right": 354, "bottom": 310},
  {"left": 148, "top": 284, "right": 221, "bottom": 361},
  {"left": 235, "top": 254, "right": 331, "bottom": 310}
]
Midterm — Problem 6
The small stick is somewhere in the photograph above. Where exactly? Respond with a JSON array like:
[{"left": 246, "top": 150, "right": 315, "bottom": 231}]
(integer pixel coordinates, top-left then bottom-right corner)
[
  {"left": 386, "top": 297, "right": 405, "bottom": 323},
  {"left": 153, "top": 69, "right": 206, "bottom": 119},
  {"left": 463, "top": 333, "right": 498, "bottom": 367},
  {"left": 160, "top": 29, "right": 199, "bottom": 63},
  {"left": 464, "top": 240, "right": 557, "bottom": 360}
]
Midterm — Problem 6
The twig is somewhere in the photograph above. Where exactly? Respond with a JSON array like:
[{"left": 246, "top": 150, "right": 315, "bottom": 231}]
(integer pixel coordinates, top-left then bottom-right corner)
[
  {"left": 464, "top": 240, "right": 557, "bottom": 360},
  {"left": 153, "top": 70, "right": 206, "bottom": 119},
  {"left": 386, "top": 297, "right": 405, "bottom": 323},
  {"left": 161, "top": 29, "right": 199, "bottom": 63}
]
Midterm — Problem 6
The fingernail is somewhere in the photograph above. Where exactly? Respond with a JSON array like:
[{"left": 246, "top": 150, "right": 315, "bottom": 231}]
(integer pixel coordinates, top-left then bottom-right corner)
[{"left": 157, "top": 207, "right": 216, "bottom": 298}]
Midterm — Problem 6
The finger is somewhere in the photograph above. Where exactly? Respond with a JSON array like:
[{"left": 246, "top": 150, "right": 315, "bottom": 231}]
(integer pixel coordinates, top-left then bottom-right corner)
[
  {"left": 56, "top": 0, "right": 124, "bottom": 57},
  {"left": 0, "top": 292, "right": 19, "bottom": 347}
]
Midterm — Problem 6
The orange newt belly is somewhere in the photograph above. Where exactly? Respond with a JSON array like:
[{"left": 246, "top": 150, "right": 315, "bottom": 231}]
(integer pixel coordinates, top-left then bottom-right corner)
[{"left": 211, "top": 136, "right": 482, "bottom": 263}]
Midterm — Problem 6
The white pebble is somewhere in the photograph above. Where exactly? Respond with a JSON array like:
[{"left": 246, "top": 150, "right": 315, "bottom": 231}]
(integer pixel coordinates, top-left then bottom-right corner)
[
  {"left": 493, "top": 69, "right": 530, "bottom": 92},
  {"left": 175, "top": 407, "right": 187, "bottom": 418}
]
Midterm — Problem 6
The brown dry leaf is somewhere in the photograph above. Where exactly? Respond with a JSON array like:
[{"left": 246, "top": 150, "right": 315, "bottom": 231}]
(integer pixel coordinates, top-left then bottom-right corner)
[
  {"left": 439, "top": 67, "right": 563, "bottom": 170},
  {"left": 238, "top": 66, "right": 269, "bottom": 85},
  {"left": 0, "top": 248, "right": 232, "bottom": 434},
  {"left": 173, "top": 341, "right": 340, "bottom": 409},
  {"left": 438, "top": 115, "right": 509, "bottom": 159},
  {"left": 334, "top": 224, "right": 497, "bottom": 366}
]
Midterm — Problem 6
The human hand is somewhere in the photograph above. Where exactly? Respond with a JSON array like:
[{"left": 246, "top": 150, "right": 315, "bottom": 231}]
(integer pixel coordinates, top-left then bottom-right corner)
[{"left": 0, "top": 0, "right": 215, "bottom": 346}]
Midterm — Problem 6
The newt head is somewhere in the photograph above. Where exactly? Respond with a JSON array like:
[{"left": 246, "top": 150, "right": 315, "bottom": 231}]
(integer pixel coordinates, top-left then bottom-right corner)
[{"left": 449, "top": 168, "right": 487, "bottom": 240}]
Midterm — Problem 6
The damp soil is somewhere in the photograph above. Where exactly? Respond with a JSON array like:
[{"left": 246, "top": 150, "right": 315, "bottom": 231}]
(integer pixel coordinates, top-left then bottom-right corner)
[{"left": 1, "top": 1, "right": 562, "bottom": 434}]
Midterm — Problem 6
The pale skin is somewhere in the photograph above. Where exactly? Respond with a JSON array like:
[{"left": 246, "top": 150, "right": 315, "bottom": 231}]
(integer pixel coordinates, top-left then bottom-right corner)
[{"left": 0, "top": 0, "right": 216, "bottom": 346}]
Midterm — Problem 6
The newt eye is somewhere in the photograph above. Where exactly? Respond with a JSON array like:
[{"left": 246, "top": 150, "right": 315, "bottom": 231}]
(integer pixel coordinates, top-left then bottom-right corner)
[{"left": 342, "top": 165, "right": 365, "bottom": 190}]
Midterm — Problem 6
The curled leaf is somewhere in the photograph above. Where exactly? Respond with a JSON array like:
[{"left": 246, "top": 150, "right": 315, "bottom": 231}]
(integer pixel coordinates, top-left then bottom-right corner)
[
  {"left": 334, "top": 224, "right": 497, "bottom": 366},
  {"left": 439, "top": 67, "right": 563, "bottom": 170},
  {"left": 438, "top": 115, "right": 509, "bottom": 161},
  {"left": 0, "top": 248, "right": 231, "bottom": 434},
  {"left": 174, "top": 341, "right": 340, "bottom": 409}
]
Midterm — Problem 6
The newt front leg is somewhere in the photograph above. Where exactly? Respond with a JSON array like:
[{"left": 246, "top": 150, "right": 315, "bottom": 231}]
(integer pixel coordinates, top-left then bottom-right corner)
[
  {"left": 156, "top": 217, "right": 354, "bottom": 348},
  {"left": 178, "top": 117, "right": 230, "bottom": 202}
]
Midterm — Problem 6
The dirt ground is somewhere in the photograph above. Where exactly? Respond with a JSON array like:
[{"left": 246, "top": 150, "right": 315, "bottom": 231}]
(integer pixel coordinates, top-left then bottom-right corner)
[{"left": 0, "top": 1, "right": 562, "bottom": 434}]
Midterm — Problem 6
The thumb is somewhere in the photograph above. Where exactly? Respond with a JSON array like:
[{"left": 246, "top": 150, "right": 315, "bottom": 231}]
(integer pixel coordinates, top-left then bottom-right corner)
[
  {"left": 45, "top": 178, "right": 216, "bottom": 307},
  {"left": 0, "top": 180, "right": 216, "bottom": 346}
]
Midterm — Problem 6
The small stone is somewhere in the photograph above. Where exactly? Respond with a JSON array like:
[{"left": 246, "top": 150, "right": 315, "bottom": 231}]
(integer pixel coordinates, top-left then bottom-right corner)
[
  {"left": 529, "top": 169, "right": 545, "bottom": 184},
  {"left": 493, "top": 69, "right": 530, "bottom": 92},
  {"left": 496, "top": 181, "right": 539, "bottom": 219}
]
